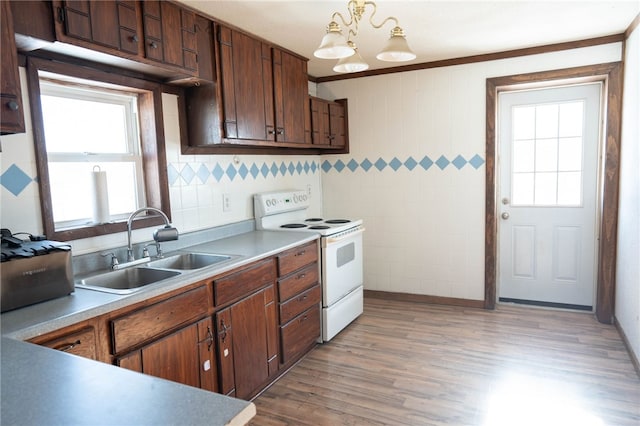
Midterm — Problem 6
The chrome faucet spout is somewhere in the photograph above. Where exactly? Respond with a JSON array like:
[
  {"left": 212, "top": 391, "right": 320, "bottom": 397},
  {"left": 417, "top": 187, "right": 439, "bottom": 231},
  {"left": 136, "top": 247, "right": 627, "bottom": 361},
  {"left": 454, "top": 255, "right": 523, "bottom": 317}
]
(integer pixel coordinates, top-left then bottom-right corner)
[{"left": 126, "top": 207, "right": 174, "bottom": 262}]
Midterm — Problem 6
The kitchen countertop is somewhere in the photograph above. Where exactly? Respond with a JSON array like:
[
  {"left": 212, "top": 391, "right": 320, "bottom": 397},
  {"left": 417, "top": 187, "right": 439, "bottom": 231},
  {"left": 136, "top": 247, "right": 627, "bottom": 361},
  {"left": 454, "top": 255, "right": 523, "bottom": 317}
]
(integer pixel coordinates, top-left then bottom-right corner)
[
  {"left": 2, "top": 230, "right": 319, "bottom": 340},
  {"left": 1, "top": 229, "right": 319, "bottom": 426},
  {"left": 1, "top": 337, "right": 256, "bottom": 426}
]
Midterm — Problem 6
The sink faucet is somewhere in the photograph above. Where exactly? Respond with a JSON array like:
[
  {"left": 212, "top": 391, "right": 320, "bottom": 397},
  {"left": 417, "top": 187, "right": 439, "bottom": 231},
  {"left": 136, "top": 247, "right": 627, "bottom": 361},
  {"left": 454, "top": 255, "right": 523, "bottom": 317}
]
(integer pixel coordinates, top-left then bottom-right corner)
[{"left": 126, "top": 207, "right": 178, "bottom": 262}]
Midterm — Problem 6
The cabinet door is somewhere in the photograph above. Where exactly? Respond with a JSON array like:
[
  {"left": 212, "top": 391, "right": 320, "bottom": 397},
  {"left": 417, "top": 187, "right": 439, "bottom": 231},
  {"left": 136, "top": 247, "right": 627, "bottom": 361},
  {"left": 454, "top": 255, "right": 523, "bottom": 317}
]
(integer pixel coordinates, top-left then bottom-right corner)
[
  {"left": 55, "top": 1, "right": 141, "bottom": 56},
  {"left": 142, "top": 1, "right": 197, "bottom": 71},
  {"left": 229, "top": 290, "right": 269, "bottom": 399},
  {"left": 140, "top": 322, "right": 200, "bottom": 388},
  {"left": 0, "top": 1, "right": 25, "bottom": 134},
  {"left": 217, "top": 286, "right": 277, "bottom": 400},
  {"left": 273, "top": 48, "right": 308, "bottom": 144},
  {"left": 218, "top": 26, "right": 270, "bottom": 141},
  {"left": 196, "top": 318, "right": 218, "bottom": 393},
  {"left": 310, "top": 97, "right": 330, "bottom": 146},
  {"left": 329, "top": 101, "right": 346, "bottom": 148},
  {"left": 117, "top": 319, "right": 215, "bottom": 391}
]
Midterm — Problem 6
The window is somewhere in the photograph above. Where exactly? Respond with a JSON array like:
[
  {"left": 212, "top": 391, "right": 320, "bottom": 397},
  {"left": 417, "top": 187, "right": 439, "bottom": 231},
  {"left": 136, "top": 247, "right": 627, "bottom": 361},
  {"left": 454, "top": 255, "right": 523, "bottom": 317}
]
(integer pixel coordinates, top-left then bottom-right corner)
[
  {"left": 511, "top": 101, "right": 585, "bottom": 206},
  {"left": 40, "top": 78, "right": 145, "bottom": 229},
  {"left": 27, "top": 57, "right": 171, "bottom": 241}
]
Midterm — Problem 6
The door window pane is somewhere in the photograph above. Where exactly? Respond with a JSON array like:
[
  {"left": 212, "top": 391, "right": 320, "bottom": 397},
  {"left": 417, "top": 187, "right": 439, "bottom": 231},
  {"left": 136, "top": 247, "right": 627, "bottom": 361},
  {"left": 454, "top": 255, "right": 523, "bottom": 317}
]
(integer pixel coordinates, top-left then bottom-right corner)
[
  {"left": 535, "top": 138, "right": 558, "bottom": 172},
  {"left": 558, "top": 137, "right": 583, "bottom": 171},
  {"left": 511, "top": 100, "right": 585, "bottom": 206},
  {"left": 558, "top": 102, "right": 584, "bottom": 137},
  {"left": 513, "top": 139, "right": 535, "bottom": 172}
]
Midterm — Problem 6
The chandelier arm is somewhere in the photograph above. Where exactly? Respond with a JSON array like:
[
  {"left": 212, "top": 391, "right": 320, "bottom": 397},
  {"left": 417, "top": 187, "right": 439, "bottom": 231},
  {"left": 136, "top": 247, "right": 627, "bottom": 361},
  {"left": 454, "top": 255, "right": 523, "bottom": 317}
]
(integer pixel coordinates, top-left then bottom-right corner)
[
  {"left": 364, "top": 0, "right": 399, "bottom": 30},
  {"left": 331, "top": 11, "right": 354, "bottom": 30}
]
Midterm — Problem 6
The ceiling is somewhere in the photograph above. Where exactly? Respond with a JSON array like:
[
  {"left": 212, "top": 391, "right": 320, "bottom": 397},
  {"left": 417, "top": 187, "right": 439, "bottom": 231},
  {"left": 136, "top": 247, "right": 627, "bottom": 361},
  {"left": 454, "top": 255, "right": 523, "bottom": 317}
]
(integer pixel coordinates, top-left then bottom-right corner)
[{"left": 176, "top": 1, "right": 640, "bottom": 78}]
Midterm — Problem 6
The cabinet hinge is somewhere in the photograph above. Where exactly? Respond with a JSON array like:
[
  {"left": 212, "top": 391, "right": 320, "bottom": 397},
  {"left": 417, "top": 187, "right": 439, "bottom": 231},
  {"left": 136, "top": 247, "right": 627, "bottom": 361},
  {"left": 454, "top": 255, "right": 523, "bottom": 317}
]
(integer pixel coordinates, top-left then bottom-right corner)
[{"left": 57, "top": 7, "right": 65, "bottom": 23}]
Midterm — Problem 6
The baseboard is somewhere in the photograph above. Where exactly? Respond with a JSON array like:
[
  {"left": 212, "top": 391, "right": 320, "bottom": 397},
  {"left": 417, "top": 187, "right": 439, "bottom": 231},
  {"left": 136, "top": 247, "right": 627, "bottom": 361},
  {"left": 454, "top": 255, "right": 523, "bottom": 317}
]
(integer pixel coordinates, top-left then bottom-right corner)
[
  {"left": 614, "top": 316, "right": 640, "bottom": 378},
  {"left": 364, "top": 290, "right": 485, "bottom": 309}
]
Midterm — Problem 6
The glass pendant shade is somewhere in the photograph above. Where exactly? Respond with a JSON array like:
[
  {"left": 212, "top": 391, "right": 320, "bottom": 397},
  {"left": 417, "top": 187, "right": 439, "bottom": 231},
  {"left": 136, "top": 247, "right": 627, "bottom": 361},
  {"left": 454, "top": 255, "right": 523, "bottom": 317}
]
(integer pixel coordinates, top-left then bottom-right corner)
[
  {"left": 376, "top": 26, "right": 416, "bottom": 62},
  {"left": 314, "top": 22, "right": 354, "bottom": 59},
  {"left": 333, "top": 48, "right": 369, "bottom": 73}
]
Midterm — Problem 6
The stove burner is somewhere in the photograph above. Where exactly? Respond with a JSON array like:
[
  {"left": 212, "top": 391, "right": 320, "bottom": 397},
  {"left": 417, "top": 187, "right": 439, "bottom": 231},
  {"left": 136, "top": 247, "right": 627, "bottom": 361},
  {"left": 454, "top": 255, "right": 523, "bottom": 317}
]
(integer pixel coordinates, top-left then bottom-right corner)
[
  {"left": 308, "top": 225, "right": 330, "bottom": 230},
  {"left": 280, "top": 223, "right": 307, "bottom": 229},
  {"left": 325, "top": 219, "right": 351, "bottom": 224},
  {"left": 305, "top": 218, "right": 324, "bottom": 222}
]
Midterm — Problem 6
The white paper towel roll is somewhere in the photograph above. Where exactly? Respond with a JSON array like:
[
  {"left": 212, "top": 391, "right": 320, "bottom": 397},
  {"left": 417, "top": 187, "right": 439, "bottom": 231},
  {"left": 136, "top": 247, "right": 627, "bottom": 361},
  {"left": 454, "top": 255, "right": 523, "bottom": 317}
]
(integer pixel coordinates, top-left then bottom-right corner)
[{"left": 92, "top": 167, "right": 110, "bottom": 224}]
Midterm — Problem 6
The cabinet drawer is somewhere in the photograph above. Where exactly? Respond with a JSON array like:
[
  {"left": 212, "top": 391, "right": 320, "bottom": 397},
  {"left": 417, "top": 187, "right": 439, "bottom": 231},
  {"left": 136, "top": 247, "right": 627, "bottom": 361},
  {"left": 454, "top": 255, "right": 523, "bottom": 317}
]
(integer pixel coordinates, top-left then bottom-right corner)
[
  {"left": 278, "top": 262, "right": 318, "bottom": 302},
  {"left": 277, "top": 240, "right": 318, "bottom": 277},
  {"left": 111, "top": 285, "right": 209, "bottom": 354},
  {"left": 279, "top": 284, "right": 320, "bottom": 324},
  {"left": 280, "top": 304, "right": 320, "bottom": 364},
  {"left": 214, "top": 258, "right": 275, "bottom": 306},
  {"left": 38, "top": 327, "right": 97, "bottom": 360}
]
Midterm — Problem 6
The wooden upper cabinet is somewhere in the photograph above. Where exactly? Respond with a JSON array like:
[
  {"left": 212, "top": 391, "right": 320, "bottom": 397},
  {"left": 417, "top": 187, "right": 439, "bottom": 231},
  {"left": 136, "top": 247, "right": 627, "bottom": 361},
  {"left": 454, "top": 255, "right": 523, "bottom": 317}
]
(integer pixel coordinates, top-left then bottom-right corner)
[
  {"left": 217, "top": 25, "right": 309, "bottom": 146},
  {"left": 141, "top": 1, "right": 197, "bottom": 72},
  {"left": 273, "top": 48, "right": 308, "bottom": 144},
  {"left": 53, "top": 0, "right": 142, "bottom": 56},
  {"left": 1, "top": 1, "right": 25, "bottom": 134},
  {"left": 329, "top": 100, "right": 347, "bottom": 149},
  {"left": 310, "top": 97, "right": 349, "bottom": 151},
  {"left": 218, "top": 26, "right": 271, "bottom": 141}
]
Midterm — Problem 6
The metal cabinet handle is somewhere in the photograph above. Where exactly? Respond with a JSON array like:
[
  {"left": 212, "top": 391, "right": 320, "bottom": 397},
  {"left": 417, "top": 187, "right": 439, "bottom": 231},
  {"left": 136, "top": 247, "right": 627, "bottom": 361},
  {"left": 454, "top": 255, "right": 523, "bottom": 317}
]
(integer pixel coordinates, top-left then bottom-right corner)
[
  {"left": 205, "top": 326, "right": 214, "bottom": 351},
  {"left": 501, "top": 212, "right": 510, "bottom": 220},
  {"left": 6, "top": 100, "right": 19, "bottom": 111},
  {"left": 54, "top": 340, "right": 81, "bottom": 352},
  {"left": 219, "top": 319, "right": 228, "bottom": 342},
  {"left": 149, "top": 41, "right": 158, "bottom": 49},
  {"left": 295, "top": 250, "right": 306, "bottom": 257},
  {"left": 131, "top": 35, "right": 139, "bottom": 42}
]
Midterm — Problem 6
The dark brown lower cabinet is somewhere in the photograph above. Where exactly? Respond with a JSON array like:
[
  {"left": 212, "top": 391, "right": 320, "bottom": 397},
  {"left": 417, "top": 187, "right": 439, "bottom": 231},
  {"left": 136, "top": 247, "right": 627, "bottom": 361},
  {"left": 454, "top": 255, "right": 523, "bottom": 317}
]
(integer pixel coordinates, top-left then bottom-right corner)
[
  {"left": 216, "top": 285, "right": 278, "bottom": 400},
  {"left": 117, "top": 317, "right": 217, "bottom": 392}
]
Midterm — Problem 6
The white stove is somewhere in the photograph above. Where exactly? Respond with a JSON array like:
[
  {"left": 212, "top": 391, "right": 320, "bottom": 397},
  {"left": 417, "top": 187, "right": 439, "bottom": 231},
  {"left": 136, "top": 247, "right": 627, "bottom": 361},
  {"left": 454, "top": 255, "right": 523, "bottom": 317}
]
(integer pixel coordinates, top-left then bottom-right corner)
[
  {"left": 254, "top": 190, "right": 364, "bottom": 342},
  {"left": 254, "top": 190, "right": 362, "bottom": 236}
]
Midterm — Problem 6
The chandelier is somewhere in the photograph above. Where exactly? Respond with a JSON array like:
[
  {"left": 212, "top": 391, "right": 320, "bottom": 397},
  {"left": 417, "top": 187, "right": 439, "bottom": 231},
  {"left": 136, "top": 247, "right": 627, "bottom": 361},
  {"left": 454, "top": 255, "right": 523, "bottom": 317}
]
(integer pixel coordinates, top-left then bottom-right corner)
[{"left": 314, "top": 0, "right": 416, "bottom": 73}]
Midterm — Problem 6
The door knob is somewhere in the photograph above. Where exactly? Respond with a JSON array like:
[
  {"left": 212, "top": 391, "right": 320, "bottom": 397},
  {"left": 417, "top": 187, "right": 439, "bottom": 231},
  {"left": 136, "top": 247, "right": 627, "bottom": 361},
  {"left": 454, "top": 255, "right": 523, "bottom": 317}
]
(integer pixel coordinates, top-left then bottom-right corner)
[{"left": 501, "top": 212, "right": 510, "bottom": 220}]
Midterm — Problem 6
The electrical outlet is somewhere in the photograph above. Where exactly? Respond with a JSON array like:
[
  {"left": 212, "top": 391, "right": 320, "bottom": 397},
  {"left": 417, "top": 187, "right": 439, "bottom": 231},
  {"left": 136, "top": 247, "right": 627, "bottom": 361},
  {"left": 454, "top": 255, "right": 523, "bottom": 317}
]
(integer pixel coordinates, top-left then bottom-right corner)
[
  {"left": 222, "top": 193, "right": 231, "bottom": 212},
  {"left": 306, "top": 184, "right": 312, "bottom": 196}
]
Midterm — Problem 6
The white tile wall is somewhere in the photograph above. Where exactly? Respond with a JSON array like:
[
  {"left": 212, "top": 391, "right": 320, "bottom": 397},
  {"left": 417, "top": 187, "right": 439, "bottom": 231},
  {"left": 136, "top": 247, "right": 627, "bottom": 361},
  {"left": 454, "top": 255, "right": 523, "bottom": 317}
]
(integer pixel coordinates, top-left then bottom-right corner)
[{"left": 318, "top": 43, "right": 623, "bottom": 301}]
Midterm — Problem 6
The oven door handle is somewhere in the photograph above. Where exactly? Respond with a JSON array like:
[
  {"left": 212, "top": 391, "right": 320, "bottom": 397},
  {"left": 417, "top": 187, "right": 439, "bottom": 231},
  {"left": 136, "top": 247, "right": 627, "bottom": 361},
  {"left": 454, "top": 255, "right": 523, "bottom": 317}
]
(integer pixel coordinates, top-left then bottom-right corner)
[{"left": 324, "top": 227, "right": 365, "bottom": 245}]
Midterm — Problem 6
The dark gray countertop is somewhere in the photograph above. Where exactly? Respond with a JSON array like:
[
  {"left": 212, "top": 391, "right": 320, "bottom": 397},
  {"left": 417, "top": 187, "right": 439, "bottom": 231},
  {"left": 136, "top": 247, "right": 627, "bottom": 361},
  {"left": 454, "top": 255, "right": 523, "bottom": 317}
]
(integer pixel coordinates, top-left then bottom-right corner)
[
  {"left": 1, "top": 230, "right": 319, "bottom": 426},
  {"left": 1, "top": 337, "right": 256, "bottom": 426}
]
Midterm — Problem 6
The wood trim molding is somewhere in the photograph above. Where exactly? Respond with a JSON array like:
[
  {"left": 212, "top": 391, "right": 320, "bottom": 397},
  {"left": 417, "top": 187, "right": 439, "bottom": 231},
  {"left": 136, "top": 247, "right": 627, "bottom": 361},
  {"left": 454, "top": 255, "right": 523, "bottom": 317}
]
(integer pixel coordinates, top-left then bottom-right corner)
[
  {"left": 614, "top": 318, "right": 640, "bottom": 378},
  {"left": 484, "top": 62, "right": 623, "bottom": 323},
  {"left": 364, "top": 290, "right": 485, "bottom": 309},
  {"left": 314, "top": 34, "right": 624, "bottom": 83},
  {"left": 625, "top": 13, "right": 640, "bottom": 39}
]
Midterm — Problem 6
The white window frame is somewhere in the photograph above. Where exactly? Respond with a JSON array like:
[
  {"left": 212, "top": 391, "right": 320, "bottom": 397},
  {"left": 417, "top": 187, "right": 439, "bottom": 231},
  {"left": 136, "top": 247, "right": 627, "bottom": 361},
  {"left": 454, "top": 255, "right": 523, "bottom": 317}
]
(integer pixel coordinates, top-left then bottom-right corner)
[{"left": 39, "top": 77, "right": 146, "bottom": 229}]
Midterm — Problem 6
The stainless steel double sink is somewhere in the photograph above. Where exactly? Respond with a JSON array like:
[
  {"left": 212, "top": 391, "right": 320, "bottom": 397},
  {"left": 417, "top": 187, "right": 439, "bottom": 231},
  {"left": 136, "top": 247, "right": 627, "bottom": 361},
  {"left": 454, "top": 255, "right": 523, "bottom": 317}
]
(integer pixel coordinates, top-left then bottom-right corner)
[{"left": 75, "top": 253, "right": 234, "bottom": 295}]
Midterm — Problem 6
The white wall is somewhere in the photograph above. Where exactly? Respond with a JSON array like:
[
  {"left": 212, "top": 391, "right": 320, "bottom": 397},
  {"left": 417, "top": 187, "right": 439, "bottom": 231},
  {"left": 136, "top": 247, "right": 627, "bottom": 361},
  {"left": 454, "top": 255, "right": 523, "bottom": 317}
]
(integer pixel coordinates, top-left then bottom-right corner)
[
  {"left": 0, "top": 71, "right": 322, "bottom": 255},
  {"left": 318, "top": 44, "right": 622, "bottom": 301},
  {"left": 615, "top": 25, "right": 640, "bottom": 361}
]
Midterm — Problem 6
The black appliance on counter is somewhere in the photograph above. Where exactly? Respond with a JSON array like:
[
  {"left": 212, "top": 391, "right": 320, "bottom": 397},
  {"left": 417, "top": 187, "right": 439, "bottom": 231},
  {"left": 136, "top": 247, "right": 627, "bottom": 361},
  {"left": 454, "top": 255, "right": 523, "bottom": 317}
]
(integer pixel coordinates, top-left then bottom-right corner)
[{"left": 1, "top": 229, "right": 74, "bottom": 312}]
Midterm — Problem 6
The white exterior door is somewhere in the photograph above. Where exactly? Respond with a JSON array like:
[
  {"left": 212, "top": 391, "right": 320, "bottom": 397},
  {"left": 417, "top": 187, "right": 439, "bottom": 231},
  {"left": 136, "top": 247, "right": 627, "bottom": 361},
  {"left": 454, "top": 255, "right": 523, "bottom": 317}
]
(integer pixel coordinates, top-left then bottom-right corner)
[{"left": 498, "top": 83, "right": 602, "bottom": 309}]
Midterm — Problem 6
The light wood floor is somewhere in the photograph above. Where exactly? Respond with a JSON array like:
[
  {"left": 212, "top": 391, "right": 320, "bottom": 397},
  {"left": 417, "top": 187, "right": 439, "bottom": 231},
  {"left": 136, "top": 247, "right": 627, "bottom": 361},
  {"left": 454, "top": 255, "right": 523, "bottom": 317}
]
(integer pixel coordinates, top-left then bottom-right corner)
[{"left": 250, "top": 298, "right": 640, "bottom": 426}]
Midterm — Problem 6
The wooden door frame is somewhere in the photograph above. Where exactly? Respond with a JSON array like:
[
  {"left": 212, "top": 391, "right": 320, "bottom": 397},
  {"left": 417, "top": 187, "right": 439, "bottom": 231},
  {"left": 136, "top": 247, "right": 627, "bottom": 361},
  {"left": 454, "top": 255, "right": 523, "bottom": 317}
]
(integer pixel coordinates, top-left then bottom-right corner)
[{"left": 484, "top": 62, "right": 623, "bottom": 324}]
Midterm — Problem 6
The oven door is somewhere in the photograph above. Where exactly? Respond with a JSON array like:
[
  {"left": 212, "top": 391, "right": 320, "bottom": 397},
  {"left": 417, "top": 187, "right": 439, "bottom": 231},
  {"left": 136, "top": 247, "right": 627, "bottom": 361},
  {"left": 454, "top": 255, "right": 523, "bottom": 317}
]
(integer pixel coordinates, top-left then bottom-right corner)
[{"left": 321, "top": 226, "right": 364, "bottom": 307}]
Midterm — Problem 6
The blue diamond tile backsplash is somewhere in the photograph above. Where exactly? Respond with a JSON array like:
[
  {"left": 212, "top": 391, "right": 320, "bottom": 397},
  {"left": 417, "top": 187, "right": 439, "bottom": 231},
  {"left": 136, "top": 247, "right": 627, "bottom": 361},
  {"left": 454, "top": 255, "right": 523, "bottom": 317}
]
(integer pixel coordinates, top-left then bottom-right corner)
[
  {"left": 0, "top": 155, "right": 485, "bottom": 197},
  {"left": 321, "top": 154, "right": 484, "bottom": 173}
]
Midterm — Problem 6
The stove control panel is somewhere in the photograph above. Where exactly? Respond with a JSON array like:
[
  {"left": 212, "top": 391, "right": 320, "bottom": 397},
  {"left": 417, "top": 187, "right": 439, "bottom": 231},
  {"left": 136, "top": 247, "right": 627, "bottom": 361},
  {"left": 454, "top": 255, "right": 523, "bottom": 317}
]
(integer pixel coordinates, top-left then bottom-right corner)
[{"left": 254, "top": 190, "right": 309, "bottom": 217}]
